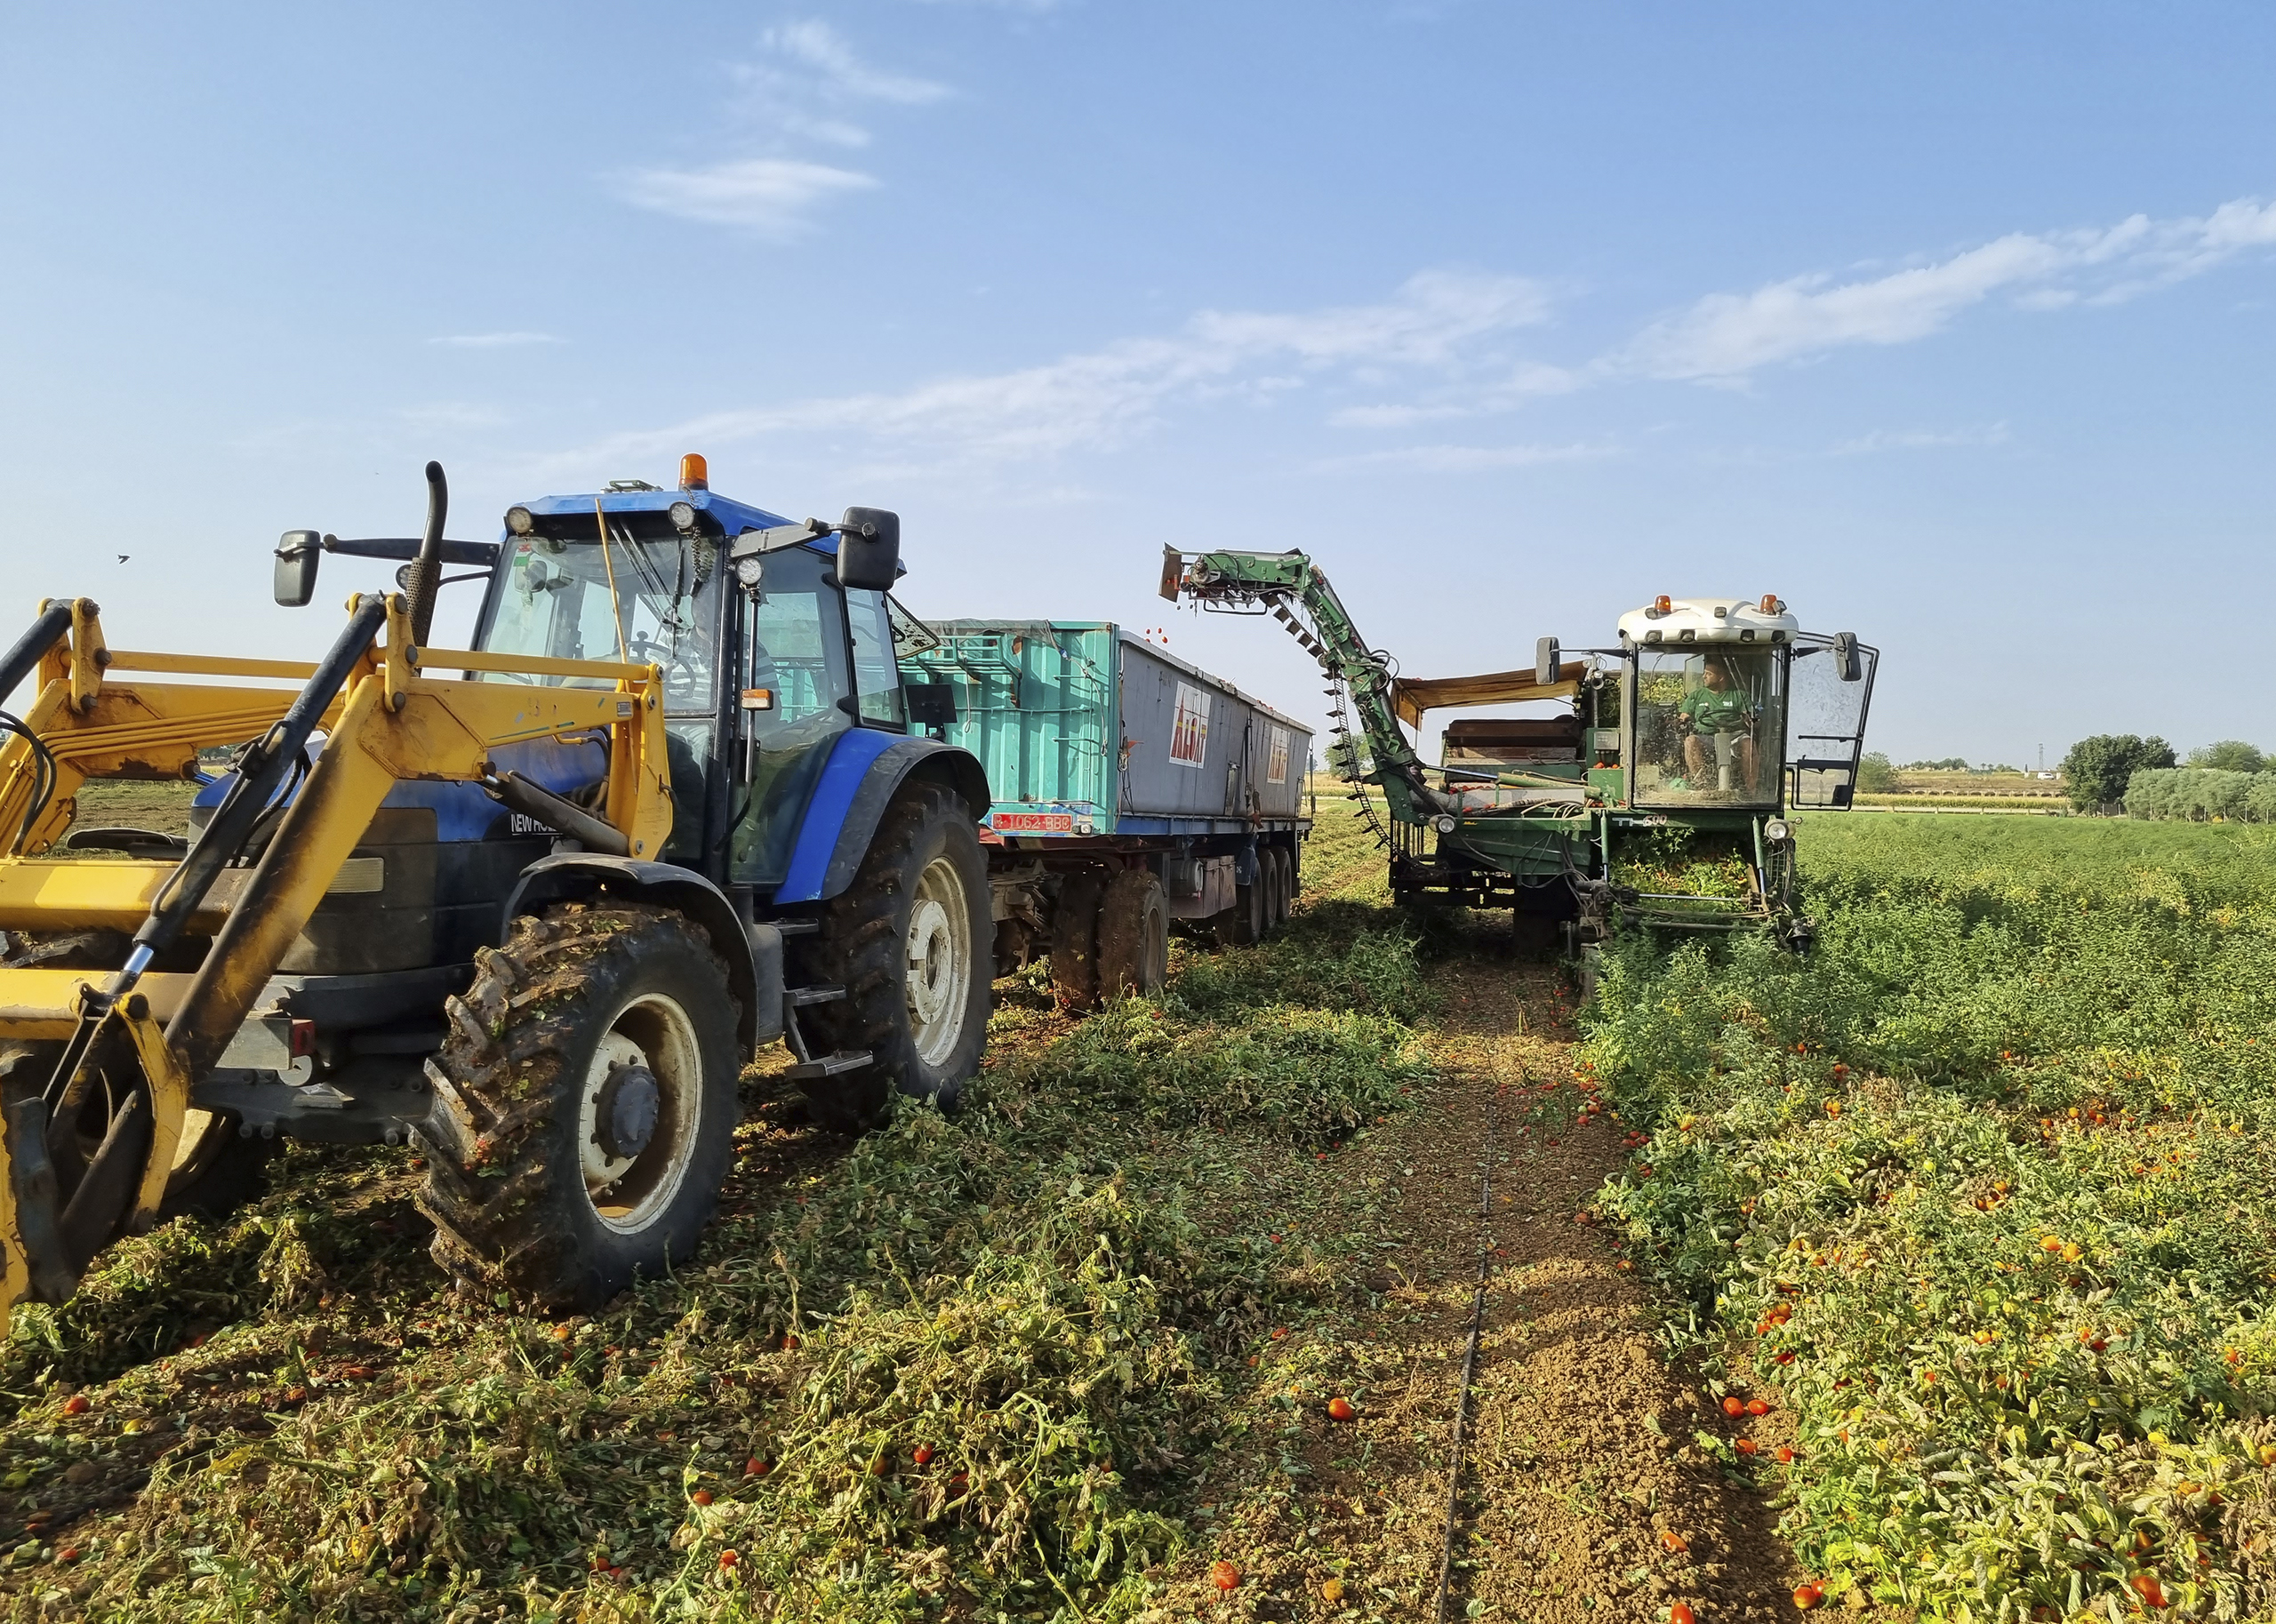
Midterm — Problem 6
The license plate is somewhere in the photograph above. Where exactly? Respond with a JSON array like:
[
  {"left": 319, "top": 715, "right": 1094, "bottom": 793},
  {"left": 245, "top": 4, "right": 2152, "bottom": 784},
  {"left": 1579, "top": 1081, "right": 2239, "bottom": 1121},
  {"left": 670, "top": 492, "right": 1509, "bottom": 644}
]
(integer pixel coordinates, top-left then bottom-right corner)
[{"left": 992, "top": 812, "right": 1075, "bottom": 834}]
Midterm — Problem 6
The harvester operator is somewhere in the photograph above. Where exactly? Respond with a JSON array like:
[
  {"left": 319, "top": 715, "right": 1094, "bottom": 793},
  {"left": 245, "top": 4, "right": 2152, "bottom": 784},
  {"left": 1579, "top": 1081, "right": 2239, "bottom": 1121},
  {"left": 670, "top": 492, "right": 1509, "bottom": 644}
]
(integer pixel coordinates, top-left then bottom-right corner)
[{"left": 1679, "top": 655, "right": 1759, "bottom": 794}]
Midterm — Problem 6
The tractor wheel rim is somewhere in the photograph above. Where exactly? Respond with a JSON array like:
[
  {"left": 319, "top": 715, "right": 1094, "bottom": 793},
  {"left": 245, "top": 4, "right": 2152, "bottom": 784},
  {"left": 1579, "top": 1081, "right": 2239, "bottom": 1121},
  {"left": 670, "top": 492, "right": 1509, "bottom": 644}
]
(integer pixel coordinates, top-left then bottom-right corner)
[
  {"left": 906, "top": 855, "right": 972, "bottom": 1070},
  {"left": 575, "top": 992, "right": 702, "bottom": 1235}
]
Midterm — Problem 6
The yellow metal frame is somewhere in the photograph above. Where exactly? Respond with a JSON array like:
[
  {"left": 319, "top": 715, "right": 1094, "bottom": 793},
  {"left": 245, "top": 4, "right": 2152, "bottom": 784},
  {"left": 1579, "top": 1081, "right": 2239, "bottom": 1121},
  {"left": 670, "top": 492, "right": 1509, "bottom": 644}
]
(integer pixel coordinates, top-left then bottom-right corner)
[{"left": 0, "top": 594, "right": 674, "bottom": 1321}]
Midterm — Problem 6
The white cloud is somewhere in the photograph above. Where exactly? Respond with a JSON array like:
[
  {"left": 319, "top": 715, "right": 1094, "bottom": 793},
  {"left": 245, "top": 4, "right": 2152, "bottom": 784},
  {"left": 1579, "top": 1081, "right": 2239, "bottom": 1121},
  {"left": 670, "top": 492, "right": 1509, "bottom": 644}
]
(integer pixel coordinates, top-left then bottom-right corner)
[
  {"left": 761, "top": 20, "right": 950, "bottom": 103},
  {"left": 1623, "top": 196, "right": 2276, "bottom": 382},
  {"left": 609, "top": 158, "right": 878, "bottom": 236},
  {"left": 1330, "top": 440, "right": 1616, "bottom": 472},
  {"left": 1832, "top": 423, "right": 2011, "bottom": 456},
  {"left": 534, "top": 271, "right": 1551, "bottom": 473},
  {"left": 396, "top": 402, "right": 511, "bottom": 432},
  {"left": 429, "top": 332, "right": 560, "bottom": 348}
]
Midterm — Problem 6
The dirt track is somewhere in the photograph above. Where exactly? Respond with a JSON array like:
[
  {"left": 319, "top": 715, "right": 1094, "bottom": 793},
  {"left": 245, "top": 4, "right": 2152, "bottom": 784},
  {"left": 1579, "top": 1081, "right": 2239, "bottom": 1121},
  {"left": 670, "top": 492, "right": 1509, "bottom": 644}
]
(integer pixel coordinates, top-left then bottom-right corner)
[{"left": 1176, "top": 956, "right": 1833, "bottom": 1622}]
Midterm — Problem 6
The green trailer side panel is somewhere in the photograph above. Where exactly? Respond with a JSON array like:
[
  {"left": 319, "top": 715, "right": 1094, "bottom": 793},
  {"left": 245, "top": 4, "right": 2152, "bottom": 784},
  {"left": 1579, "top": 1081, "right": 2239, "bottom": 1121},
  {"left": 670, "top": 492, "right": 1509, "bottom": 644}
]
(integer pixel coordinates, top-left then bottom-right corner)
[{"left": 903, "top": 622, "right": 1118, "bottom": 825}]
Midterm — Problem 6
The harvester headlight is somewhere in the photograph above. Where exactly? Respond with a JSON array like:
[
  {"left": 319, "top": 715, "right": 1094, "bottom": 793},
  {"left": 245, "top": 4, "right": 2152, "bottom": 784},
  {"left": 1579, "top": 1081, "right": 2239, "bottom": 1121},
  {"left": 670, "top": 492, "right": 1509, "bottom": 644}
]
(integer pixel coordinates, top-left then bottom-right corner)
[
  {"left": 669, "top": 500, "right": 698, "bottom": 532},
  {"left": 1432, "top": 813, "right": 1458, "bottom": 835},
  {"left": 1765, "top": 818, "right": 1792, "bottom": 844},
  {"left": 505, "top": 506, "right": 535, "bottom": 536}
]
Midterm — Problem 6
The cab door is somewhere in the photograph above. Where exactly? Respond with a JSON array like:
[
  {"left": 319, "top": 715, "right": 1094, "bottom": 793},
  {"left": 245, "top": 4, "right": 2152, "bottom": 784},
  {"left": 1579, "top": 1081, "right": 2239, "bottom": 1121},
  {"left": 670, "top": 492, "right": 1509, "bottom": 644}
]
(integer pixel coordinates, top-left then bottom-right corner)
[{"left": 1785, "top": 634, "right": 1879, "bottom": 808}]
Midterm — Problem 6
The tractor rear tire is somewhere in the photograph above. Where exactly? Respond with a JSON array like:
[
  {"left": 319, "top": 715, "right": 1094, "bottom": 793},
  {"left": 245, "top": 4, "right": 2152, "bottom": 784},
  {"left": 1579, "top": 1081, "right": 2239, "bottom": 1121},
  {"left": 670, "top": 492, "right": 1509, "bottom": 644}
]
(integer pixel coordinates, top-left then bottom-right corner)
[
  {"left": 1051, "top": 871, "right": 1105, "bottom": 1012},
  {"left": 1095, "top": 868, "right": 1168, "bottom": 1000},
  {"left": 416, "top": 901, "right": 741, "bottom": 1311},
  {"left": 795, "top": 783, "right": 990, "bottom": 1124}
]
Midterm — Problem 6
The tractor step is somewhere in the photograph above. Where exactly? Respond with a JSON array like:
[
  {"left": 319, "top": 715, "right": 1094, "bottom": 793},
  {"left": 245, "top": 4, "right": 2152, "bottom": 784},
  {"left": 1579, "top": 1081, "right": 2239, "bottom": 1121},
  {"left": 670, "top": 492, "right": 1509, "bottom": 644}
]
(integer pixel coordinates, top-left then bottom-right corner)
[
  {"left": 786, "top": 983, "right": 845, "bottom": 1007},
  {"left": 786, "top": 1050, "right": 872, "bottom": 1081},
  {"left": 772, "top": 919, "right": 820, "bottom": 937}
]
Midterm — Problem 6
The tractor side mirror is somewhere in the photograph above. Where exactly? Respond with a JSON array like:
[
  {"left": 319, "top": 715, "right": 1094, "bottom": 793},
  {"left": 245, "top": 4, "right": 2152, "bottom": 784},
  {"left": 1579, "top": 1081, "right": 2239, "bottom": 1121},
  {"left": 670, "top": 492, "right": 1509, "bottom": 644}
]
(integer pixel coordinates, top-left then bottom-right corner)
[
  {"left": 1832, "top": 631, "right": 1863, "bottom": 682},
  {"left": 1535, "top": 636, "right": 1561, "bottom": 687},
  {"left": 836, "top": 508, "right": 901, "bottom": 592},
  {"left": 275, "top": 530, "right": 323, "bottom": 606}
]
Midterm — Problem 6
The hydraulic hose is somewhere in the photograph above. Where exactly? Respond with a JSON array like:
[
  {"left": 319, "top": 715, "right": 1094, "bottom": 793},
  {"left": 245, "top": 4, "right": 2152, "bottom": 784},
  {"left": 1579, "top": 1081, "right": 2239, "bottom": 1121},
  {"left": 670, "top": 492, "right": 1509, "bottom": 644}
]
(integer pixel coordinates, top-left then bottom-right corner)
[
  {"left": 0, "top": 603, "right": 75, "bottom": 707},
  {"left": 401, "top": 460, "right": 448, "bottom": 647}
]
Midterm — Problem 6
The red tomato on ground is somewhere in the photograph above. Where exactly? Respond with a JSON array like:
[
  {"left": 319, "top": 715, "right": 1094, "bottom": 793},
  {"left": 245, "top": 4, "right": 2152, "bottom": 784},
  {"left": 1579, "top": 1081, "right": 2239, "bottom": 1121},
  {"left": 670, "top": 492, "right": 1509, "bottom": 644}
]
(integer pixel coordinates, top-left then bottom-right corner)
[
  {"left": 1721, "top": 1396, "right": 1745, "bottom": 1417},
  {"left": 1210, "top": 1560, "right": 1240, "bottom": 1591},
  {"left": 1327, "top": 1396, "right": 1358, "bottom": 1421}
]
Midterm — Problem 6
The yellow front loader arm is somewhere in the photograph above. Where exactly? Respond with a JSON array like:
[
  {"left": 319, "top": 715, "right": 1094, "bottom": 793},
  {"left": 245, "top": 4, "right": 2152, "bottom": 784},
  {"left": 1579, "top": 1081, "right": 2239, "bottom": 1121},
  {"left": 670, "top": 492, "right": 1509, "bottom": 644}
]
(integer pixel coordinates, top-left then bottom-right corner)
[{"left": 0, "top": 592, "right": 672, "bottom": 1322}]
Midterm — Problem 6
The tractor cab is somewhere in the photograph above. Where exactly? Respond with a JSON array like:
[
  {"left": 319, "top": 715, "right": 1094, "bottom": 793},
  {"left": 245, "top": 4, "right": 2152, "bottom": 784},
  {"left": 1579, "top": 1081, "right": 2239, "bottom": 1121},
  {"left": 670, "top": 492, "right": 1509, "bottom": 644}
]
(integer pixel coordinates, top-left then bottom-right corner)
[{"left": 475, "top": 460, "right": 916, "bottom": 891}]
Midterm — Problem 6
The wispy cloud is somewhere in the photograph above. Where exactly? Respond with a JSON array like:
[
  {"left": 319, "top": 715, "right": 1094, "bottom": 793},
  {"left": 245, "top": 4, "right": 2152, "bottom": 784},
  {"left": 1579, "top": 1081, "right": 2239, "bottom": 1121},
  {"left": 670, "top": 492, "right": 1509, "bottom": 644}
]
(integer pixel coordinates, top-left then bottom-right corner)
[
  {"left": 1330, "top": 440, "right": 1616, "bottom": 472},
  {"left": 429, "top": 332, "right": 560, "bottom": 348},
  {"left": 1623, "top": 196, "right": 2276, "bottom": 382},
  {"left": 534, "top": 271, "right": 1551, "bottom": 473},
  {"left": 1832, "top": 423, "right": 2011, "bottom": 456},
  {"left": 760, "top": 20, "right": 950, "bottom": 103},
  {"left": 610, "top": 157, "right": 879, "bottom": 236},
  {"left": 396, "top": 402, "right": 511, "bottom": 432},
  {"left": 624, "top": 22, "right": 948, "bottom": 236}
]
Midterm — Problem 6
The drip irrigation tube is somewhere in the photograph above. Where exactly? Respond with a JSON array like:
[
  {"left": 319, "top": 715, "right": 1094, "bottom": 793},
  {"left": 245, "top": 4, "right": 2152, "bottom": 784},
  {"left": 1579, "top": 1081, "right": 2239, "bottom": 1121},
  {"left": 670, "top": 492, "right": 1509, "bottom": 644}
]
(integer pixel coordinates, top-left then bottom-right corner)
[{"left": 1433, "top": 1072, "right": 1511, "bottom": 1623}]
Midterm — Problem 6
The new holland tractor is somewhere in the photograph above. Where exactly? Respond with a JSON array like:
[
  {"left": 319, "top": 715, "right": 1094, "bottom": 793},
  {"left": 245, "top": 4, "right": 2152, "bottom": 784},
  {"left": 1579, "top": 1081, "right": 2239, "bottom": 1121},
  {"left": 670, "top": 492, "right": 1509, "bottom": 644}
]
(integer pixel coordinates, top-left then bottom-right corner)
[
  {"left": 1163, "top": 549, "right": 1878, "bottom": 965},
  {"left": 0, "top": 455, "right": 991, "bottom": 1321}
]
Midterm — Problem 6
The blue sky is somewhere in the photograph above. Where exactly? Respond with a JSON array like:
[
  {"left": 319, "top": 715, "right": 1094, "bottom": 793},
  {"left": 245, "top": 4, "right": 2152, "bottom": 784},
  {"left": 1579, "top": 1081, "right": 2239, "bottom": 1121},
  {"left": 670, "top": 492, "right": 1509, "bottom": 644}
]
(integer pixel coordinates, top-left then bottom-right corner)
[{"left": 5, "top": 1, "right": 2275, "bottom": 768}]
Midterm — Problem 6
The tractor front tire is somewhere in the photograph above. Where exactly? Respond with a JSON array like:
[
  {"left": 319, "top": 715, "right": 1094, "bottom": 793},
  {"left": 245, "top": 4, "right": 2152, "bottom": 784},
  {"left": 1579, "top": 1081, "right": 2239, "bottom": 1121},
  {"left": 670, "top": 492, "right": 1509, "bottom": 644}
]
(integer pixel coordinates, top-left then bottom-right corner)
[
  {"left": 416, "top": 902, "right": 741, "bottom": 1311},
  {"left": 796, "top": 783, "right": 990, "bottom": 1124}
]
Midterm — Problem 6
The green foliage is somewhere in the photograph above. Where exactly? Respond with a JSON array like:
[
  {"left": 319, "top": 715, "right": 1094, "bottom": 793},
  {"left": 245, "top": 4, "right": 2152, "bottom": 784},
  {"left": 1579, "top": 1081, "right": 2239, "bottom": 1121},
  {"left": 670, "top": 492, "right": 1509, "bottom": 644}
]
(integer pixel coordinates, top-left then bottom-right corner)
[
  {"left": 1583, "top": 815, "right": 2276, "bottom": 1620},
  {"left": 2188, "top": 740, "right": 2267, "bottom": 773},
  {"left": 2062, "top": 733, "right": 2176, "bottom": 812},
  {"left": 1855, "top": 750, "right": 1898, "bottom": 792},
  {"left": 2127, "top": 766, "right": 2276, "bottom": 822}
]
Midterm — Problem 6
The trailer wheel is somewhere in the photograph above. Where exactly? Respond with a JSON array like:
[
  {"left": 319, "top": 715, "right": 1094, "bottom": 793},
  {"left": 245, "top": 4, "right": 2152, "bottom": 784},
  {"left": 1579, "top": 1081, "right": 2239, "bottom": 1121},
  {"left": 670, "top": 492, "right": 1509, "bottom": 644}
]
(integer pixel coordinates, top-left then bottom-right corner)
[
  {"left": 1264, "top": 845, "right": 1292, "bottom": 931},
  {"left": 1214, "top": 867, "right": 1264, "bottom": 948},
  {"left": 417, "top": 901, "right": 740, "bottom": 1311},
  {"left": 1051, "top": 871, "right": 1105, "bottom": 1011},
  {"left": 1096, "top": 869, "right": 1168, "bottom": 1000},
  {"left": 797, "top": 782, "right": 990, "bottom": 1121}
]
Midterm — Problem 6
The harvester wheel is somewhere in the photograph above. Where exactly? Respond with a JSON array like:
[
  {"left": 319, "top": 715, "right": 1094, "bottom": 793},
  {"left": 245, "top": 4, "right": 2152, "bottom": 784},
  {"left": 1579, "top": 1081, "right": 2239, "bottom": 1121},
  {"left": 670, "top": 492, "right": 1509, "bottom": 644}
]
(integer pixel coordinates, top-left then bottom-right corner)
[
  {"left": 796, "top": 783, "right": 990, "bottom": 1121},
  {"left": 1095, "top": 868, "right": 1168, "bottom": 1000},
  {"left": 416, "top": 901, "right": 740, "bottom": 1311},
  {"left": 1050, "top": 871, "right": 1105, "bottom": 1012}
]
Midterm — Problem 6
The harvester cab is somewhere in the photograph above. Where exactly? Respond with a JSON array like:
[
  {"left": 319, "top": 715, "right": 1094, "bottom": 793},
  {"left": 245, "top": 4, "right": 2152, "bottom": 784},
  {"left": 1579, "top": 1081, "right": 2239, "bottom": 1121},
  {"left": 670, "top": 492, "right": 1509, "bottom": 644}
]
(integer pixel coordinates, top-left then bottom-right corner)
[{"left": 0, "top": 455, "right": 990, "bottom": 1327}]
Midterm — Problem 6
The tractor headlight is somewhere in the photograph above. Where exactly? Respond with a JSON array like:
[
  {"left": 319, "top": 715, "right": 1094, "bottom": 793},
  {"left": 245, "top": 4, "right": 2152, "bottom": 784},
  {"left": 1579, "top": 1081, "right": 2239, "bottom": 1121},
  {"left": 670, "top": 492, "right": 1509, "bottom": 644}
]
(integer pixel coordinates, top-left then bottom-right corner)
[
  {"left": 669, "top": 500, "right": 697, "bottom": 532},
  {"left": 505, "top": 506, "right": 535, "bottom": 536},
  {"left": 1764, "top": 818, "right": 1792, "bottom": 844},
  {"left": 734, "top": 555, "right": 765, "bottom": 588}
]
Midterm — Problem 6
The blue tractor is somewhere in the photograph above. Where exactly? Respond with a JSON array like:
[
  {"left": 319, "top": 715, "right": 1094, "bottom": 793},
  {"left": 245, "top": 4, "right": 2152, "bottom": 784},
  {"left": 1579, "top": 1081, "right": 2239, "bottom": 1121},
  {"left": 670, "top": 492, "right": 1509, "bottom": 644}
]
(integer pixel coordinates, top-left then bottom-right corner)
[{"left": 0, "top": 454, "right": 991, "bottom": 1313}]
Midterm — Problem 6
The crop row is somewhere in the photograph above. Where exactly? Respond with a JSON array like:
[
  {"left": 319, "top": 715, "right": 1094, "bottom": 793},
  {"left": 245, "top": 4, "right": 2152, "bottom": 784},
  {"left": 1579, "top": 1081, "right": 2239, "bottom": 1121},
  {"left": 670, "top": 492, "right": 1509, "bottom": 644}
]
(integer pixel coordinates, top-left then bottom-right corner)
[{"left": 1587, "top": 815, "right": 2276, "bottom": 1620}]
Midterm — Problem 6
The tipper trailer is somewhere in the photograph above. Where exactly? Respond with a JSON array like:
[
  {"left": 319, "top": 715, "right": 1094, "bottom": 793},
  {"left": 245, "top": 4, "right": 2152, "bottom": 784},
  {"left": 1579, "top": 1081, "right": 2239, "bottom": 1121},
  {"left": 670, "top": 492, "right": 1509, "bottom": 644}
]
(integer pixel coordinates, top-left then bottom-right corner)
[{"left": 902, "top": 620, "right": 1311, "bottom": 1009}]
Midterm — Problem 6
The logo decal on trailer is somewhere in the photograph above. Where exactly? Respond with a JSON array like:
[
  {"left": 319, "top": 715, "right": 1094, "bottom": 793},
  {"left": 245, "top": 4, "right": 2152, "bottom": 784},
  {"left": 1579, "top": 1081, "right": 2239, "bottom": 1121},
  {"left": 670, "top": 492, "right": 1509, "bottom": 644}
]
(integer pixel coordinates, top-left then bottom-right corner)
[
  {"left": 1265, "top": 725, "right": 1289, "bottom": 785},
  {"left": 1168, "top": 682, "right": 1212, "bottom": 767}
]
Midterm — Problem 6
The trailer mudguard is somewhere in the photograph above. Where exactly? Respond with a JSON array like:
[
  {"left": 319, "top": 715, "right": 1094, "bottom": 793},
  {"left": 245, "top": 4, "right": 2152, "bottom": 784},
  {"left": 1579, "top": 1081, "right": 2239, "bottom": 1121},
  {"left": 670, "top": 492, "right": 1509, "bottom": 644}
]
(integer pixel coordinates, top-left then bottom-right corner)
[
  {"left": 774, "top": 732, "right": 990, "bottom": 906},
  {"left": 501, "top": 856, "right": 778, "bottom": 1055}
]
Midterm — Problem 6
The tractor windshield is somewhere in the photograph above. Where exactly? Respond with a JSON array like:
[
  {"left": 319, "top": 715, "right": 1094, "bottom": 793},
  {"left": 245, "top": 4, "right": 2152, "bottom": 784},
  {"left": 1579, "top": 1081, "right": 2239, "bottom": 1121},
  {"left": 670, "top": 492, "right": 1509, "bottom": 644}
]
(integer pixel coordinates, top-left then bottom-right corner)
[
  {"left": 1628, "top": 645, "right": 1785, "bottom": 807},
  {"left": 477, "top": 526, "right": 722, "bottom": 714}
]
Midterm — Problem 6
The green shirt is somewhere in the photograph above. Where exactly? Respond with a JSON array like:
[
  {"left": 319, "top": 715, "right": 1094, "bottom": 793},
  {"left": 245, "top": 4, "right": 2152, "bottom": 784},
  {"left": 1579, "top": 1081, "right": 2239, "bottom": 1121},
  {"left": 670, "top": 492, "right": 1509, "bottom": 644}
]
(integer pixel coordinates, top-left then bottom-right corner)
[{"left": 1679, "top": 683, "right": 1752, "bottom": 734}]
